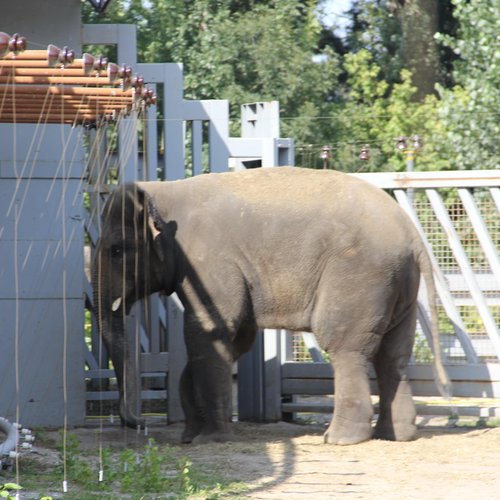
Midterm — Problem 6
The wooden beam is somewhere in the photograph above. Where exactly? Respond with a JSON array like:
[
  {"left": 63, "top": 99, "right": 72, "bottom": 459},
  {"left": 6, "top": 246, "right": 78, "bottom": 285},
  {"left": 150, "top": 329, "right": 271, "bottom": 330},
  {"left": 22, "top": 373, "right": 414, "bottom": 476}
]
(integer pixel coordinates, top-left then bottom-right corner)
[
  {"left": 0, "top": 84, "right": 133, "bottom": 97},
  {"left": 0, "top": 75, "right": 120, "bottom": 86}
]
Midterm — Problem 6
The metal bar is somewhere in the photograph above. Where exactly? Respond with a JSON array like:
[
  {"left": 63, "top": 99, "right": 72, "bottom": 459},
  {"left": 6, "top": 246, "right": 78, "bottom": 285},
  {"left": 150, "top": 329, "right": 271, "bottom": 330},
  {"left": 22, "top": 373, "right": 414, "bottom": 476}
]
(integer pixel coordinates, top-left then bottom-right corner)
[
  {"left": 458, "top": 188, "right": 500, "bottom": 286},
  {"left": 491, "top": 188, "right": 500, "bottom": 213},
  {"left": 394, "top": 189, "right": 479, "bottom": 363},
  {"left": 300, "top": 332, "right": 325, "bottom": 362},
  {"left": 426, "top": 188, "right": 500, "bottom": 360}
]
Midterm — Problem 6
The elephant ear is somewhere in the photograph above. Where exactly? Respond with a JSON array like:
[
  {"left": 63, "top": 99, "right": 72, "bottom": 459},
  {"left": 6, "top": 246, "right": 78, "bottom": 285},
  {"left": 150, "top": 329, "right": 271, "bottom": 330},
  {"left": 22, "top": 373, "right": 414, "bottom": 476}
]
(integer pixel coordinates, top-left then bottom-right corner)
[{"left": 146, "top": 197, "right": 173, "bottom": 263}]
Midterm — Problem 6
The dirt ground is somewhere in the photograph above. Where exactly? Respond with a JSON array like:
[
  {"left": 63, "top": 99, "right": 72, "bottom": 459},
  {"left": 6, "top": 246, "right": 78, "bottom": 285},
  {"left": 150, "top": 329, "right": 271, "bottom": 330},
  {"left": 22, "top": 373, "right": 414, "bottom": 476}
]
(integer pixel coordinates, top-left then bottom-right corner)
[{"left": 20, "top": 415, "right": 500, "bottom": 499}]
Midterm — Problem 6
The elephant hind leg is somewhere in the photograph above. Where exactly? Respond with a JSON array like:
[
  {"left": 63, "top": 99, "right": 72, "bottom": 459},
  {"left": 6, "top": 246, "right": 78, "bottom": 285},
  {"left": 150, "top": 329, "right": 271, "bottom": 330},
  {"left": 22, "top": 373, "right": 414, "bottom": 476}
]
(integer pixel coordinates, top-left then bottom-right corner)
[
  {"left": 373, "top": 307, "right": 417, "bottom": 442},
  {"left": 324, "top": 351, "right": 374, "bottom": 445}
]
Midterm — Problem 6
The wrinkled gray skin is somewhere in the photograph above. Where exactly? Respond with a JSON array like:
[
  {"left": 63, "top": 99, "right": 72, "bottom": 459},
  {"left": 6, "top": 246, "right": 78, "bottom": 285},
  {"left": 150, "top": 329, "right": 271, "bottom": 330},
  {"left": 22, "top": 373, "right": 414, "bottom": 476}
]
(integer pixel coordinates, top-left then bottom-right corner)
[{"left": 92, "top": 167, "right": 450, "bottom": 445}]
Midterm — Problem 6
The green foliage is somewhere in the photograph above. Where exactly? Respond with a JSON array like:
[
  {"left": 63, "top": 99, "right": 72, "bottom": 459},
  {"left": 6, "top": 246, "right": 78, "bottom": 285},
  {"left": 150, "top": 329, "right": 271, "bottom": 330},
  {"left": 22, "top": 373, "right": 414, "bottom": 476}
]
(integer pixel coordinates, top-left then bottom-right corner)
[
  {"left": 413, "top": 333, "right": 434, "bottom": 363},
  {"left": 332, "top": 50, "right": 450, "bottom": 172},
  {"left": 28, "top": 433, "right": 247, "bottom": 498},
  {"left": 0, "top": 483, "right": 22, "bottom": 500},
  {"left": 83, "top": 0, "right": 340, "bottom": 151},
  {"left": 81, "top": 0, "right": 497, "bottom": 171},
  {"left": 435, "top": 0, "right": 500, "bottom": 169},
  {"left": 344, "top": 0, "right": 404, "bottom": 85}
]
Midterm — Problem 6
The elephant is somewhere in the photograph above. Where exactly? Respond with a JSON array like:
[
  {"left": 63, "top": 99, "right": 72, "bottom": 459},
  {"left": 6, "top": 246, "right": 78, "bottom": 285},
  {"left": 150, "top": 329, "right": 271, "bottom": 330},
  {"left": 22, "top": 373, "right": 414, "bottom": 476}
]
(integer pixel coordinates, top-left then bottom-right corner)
[{"left": 92, "top": 166, "right": 450, "bottom": 445}]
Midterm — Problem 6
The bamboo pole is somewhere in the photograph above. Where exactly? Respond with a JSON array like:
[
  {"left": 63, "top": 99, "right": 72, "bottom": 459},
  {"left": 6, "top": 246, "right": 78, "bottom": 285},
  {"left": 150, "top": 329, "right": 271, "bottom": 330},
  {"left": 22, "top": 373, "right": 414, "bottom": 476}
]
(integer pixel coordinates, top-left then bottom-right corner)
[
  {"left": 0, "top": 75, "right": 121, "bottom": 86},
  {"left": 0, "top": 84, "right": 134, "bottom": 96},
  {"left": 0, "top": 94, "right": 132, "bottom": 107},
  {"left": 0, "top": 112, "right": 113, "bottom": 121},
  {"left": 0, "top": 60, "right": 60, "bottom": 67},
  {"left": 0, "top": 67, "right": 109, "bottom": 77},
  {"left": 3, "top": 49, "right": 60, "bottom": 60},
  {"left": 0, "top": 104, "right": 131, "bottom": 114},
  {"left": 0, "top": 46, "right": 150, "bottom": 124}
]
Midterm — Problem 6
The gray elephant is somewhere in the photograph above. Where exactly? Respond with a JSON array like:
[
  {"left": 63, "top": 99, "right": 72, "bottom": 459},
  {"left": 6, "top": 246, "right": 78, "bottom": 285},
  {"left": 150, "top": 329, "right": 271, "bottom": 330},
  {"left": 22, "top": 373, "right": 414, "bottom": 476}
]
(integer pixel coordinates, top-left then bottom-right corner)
[{"left": 92, "top": 166, "right": 450, "bottom": 445}]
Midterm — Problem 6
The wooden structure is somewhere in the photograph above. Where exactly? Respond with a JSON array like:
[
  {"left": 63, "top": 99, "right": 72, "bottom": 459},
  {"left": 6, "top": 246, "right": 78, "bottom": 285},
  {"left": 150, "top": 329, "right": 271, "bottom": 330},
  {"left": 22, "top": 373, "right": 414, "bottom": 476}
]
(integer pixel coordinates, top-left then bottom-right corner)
[{"left": 0, "top": 34, "right": 155, "bottom": 125}]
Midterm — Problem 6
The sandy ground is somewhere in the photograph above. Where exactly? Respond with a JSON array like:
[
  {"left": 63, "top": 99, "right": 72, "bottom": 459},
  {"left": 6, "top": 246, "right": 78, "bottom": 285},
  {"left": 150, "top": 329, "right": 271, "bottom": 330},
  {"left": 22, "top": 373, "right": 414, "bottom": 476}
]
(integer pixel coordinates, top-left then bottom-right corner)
[{"left": 19, "top": 415, "right": 500, "bottom": 499}]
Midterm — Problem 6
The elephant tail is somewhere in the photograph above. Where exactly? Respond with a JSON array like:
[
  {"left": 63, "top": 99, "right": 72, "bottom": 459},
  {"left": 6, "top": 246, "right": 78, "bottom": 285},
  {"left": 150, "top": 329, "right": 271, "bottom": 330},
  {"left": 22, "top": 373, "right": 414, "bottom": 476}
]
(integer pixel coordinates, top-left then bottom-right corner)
[{"left": 417, "top": 246, "right": 453, "bottom": 399}]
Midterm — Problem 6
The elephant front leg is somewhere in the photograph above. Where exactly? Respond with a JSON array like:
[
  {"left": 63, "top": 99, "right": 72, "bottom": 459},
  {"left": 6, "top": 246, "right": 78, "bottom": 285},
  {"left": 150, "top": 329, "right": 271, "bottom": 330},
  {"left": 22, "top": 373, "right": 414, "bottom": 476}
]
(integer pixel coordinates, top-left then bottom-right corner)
[
  {"left": 179, "top": 363, "right": 205, "bottom": 444},
  {"left": 183, "top": 329, "right": 234, "bottom": 443},
  {"left": 324, "top": 351, "right": 374, "bottom": 445}
]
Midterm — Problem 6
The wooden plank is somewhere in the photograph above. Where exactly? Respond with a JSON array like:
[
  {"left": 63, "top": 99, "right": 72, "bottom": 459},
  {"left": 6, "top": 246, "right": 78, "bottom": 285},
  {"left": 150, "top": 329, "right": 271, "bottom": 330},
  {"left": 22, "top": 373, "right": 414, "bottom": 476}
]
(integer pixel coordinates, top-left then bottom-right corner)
[
  {"left": 282, "top": 379, "right": 335, "bottom": 395},
  {"left": 263, "top": 329, "right": 283, "bottom": 420},
  {"left": 140, "top": 352, "right": 168, "bottom": 373},
  {"left": 281, "top": 401, "right": 500, "bottom": 417},
  {"left": 238, "top": 332, "right": 265, "bottom": 420},
  {"left": 281, "top": 363, "right": 500, "bottom": 398},
  {"left": 86, "top": 390, "right": 167, "bottom": 401},
  {"left": 166, "top": 293, "right": 186, "bottom": 422},
  {"left": 282, "top": 362, "right": 500, "bottom": 381},
  {"left": 282, "top": 362, "right": 333, "bottom": 379}
]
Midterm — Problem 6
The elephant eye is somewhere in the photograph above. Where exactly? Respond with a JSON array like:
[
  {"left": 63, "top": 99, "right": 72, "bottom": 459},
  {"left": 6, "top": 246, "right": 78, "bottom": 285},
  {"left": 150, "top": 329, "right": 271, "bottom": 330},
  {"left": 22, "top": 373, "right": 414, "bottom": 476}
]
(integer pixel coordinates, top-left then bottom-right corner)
[{"left": 110, "top": 245, "right": 123, "bottom": 257}]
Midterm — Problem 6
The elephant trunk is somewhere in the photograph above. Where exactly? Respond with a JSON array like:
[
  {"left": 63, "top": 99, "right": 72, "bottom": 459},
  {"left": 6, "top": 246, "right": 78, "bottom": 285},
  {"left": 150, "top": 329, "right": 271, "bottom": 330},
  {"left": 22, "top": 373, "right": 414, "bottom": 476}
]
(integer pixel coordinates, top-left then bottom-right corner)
[{"left": 93, "top": 273, "right": 144, "bottom": 429}]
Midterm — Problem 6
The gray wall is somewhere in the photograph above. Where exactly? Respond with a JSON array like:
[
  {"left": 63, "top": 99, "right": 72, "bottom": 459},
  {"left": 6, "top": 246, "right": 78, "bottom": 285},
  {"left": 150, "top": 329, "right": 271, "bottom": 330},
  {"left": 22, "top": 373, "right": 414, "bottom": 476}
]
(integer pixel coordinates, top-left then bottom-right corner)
[
  {"left": 0, "top": 0, "right": 85, "bottom": 426},
  {"left": 0, "top": 0, "right": 82, "bottom": 50}
]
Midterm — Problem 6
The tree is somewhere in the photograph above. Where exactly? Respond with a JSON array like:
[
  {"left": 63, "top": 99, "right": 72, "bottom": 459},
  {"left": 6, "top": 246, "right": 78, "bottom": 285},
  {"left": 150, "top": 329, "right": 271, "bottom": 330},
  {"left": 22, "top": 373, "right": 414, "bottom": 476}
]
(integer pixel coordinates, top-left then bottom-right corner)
[
  {"left": 436, "top": 0, "right": 500, "bottom": 169},
  {"left": 331, "top": 50, "right": 450, "bottom": 172},
  {"left": 82, "top": 0, "right": 340, "bottom": 145}
]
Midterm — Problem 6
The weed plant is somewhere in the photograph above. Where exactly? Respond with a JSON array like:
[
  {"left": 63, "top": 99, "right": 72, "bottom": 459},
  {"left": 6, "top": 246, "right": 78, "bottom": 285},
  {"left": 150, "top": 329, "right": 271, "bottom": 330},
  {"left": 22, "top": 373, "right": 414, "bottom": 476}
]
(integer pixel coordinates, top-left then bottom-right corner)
[{"left": 11, "top": 433, "right": 247, "bottom": 499}]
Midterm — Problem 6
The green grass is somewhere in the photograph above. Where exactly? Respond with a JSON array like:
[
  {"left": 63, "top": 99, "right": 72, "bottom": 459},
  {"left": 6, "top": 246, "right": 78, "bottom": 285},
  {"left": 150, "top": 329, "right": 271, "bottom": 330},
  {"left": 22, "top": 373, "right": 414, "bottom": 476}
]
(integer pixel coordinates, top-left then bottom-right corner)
[
  {"left": 447, "top": 416, "right": 500, "bottom": 428},
  {"left": 10, "top": 433, "right": 248, "bottom": 500}
]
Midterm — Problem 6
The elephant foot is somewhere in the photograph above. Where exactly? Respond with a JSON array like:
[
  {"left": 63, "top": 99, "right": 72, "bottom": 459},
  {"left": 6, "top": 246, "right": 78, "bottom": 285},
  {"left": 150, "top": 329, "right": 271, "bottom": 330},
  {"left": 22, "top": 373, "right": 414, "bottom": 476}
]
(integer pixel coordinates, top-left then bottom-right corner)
[
  {"left": 373, "top": 420, "right": 417, "bottom": 442},
  {"left": 120, "top": 414, "right": 146, "bottom": 430},
  {"left": 181, "top": 424, "right": 203, "bottom": 444},
  {"left": 323, "top": 421, "right": 373, "bottom": 445},
  {"left": 192, "top": 430, "right": 232, "bottom": 445}
]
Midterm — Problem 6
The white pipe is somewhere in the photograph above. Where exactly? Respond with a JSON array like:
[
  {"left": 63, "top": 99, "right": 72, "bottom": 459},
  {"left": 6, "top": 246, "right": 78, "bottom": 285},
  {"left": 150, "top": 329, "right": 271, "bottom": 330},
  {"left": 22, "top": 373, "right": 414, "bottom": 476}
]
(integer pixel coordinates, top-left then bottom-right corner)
[{"left": 0, "top": 417, "right": 19, "bottom": 456}]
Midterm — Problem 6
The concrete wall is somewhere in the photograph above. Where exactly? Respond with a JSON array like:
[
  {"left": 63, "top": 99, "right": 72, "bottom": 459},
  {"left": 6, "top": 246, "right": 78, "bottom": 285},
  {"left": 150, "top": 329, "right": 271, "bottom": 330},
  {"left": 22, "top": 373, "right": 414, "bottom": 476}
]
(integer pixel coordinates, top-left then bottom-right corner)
[
  {"left": 0, "top": 0, "right": 82, "bottom": 50},
  {"left": 0, "top": 1, "right": 85, "bottom": 426}
]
